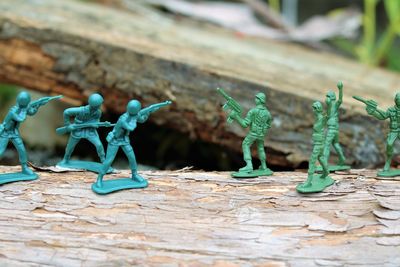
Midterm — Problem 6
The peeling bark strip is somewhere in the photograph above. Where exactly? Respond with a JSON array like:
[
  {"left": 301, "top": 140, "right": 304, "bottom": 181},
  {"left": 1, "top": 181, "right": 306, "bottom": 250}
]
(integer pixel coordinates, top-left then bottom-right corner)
[
  {"left": 0, "top": 167, "right": 399, "bottom": 266},
  {"left": 0, "top": 0, "right": 400, "bottom": 168}
]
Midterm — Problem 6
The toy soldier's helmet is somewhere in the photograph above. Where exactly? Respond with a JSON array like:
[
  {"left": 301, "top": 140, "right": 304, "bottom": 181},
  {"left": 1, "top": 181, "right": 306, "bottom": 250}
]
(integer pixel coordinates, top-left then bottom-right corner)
[
  {"left": 88, "top": 93, "right": 104, "bottom": 108},
  {"left": 16, "top": 91, "right": 31, "bottom": 107},
  {"left": 255, "top": 92, "right": 266, "bottom": 104},
  {"left": 395, "top": 92, "right": 400, "bottom": 106},
  {"left": 312, "top": 101, "right": 323, "bottom": 112},
  {"left": 127, "top": 100, "right": 141, "bottom": 115},
  {"left": 326, "top": 91, "right": 336, "bottom": 100}
]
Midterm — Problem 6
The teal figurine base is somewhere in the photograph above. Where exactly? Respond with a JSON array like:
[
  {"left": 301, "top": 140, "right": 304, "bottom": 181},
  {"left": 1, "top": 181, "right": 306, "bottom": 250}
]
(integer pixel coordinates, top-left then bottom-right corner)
[
  {"left": 316, "top": 164, "right": 351, "bottom": 172},
  {"left": 232, "top": 168, "right": 273, "bottom": 178},
  {"left": 56, "top": 160, "right": 113, "bottom": 174},
  {"left": 0, "top": 172, "right": 38, "bottom": 185},
  {"left": 377, "top": 169, "right": 400, "bottom": 178},
  {"left": 92, "top": 177, "right": 148, "bottom": 194},
  {"left": 296, "top": 174, "right": 335, "bottom": 193}
]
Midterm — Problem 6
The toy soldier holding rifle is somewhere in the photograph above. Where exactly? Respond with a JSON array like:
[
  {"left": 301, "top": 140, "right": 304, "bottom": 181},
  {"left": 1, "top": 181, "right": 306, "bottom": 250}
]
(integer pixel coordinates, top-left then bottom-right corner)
[
  {"left": 217, "top": 88, "right": 273, "bottom": 178},
  {"left": 353, "top": 93, "right": 400, "bottom": 177},
  {"left": 56, "top": 93, "right": 114, "bottom": 172},
  {"left": 0, "top": 91, "right": 62, "bottom": 184},
  {"left": 92, "top": 99, "right": 172, "bottom": 194}
]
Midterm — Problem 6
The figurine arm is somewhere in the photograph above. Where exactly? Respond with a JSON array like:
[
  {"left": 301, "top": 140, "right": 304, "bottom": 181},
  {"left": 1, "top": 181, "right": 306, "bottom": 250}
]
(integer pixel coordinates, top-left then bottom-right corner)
[
  {"left": 233, "top": 110, "right": 251, "bottom": 128},
  {"left": 27, "top": 106, "right": 39, "bottom": 116},
  {"left": 367, "top": 106, "right": 388, "bottom": 120},
  {"left": 10, "top": 107, "right": 25, "bottom": 122},
  {"left": 336, "top": 85, "right": 343, "bottom": 109},
  {"left": 63, "top": 107, "right": 81, "bottom": 125},
  {"left": 137, "top": 114, "right": 149, "bottom": 123}
]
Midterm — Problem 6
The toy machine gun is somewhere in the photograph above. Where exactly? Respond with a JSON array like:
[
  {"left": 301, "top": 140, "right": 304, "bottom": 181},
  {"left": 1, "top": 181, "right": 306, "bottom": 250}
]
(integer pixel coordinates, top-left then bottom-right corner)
[
  {"left": 56, "top": 121, "right": 116, "bottom": 135},
  {"left": 29, "top": 95, "right": 63, "bottom": 110},
  {"left": 138, "top": 100, "right": 172, "bottom": 117},
  {"left": 216, "top": 88, "right": 243, "bottom": 123},
  {"left": 353, "top": 96, "right": 386, "bottom": 117}
]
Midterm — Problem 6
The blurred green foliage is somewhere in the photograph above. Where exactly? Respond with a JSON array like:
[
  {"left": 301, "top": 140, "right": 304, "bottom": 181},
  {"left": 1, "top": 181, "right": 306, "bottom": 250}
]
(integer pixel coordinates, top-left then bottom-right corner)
[
  {"left": 332, "top": 0, "right": 400, "bottom": 71},
  {"left": 0, "top": 84, "right": 18, "bottom": 104}
]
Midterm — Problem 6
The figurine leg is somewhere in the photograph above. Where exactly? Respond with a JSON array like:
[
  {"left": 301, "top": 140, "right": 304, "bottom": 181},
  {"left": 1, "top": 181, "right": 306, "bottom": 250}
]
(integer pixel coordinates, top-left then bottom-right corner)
[
  {"left": 256, "top": 139, "right": 268, "bottom": 170},
  {"left": 87, "top": 136, "right": 106, "bottom": 162},
  {"left": 322, "top": 129, "right": 335, "bottom": 166},
  {"left": 0, "top": 137, "right": 9, "bottom": 157},
  {"left": 11, "top": 137, "right": 33, "bottom": 175},
  {"left": 303, "top": 146, "right": 320, "bottom": 187},
  {"left": 61, "top": 136, "right": 80, "bottom": 163},
  {"left": 383, "top": 132, "right": 397, "bottom": 171},
  {"left": 96, "top": 144, "right": 119, "bottom": 187},
  {"left": 122, "top": 144, "right": 145, "bottom": 183},
  {"left": 332, "top": 131, "right": 346, "bottom": 165},
  {"left": 318, "top": 150, "right": 329, "bottom": 178},
  {"left": 240, "top": 135, "right": 255, "bottom": 172}
]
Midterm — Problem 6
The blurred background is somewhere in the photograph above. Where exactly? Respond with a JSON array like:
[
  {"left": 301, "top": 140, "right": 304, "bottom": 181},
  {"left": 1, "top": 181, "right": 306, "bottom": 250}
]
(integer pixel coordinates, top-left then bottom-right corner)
[{"left": 0, "top": 0, "right": 399, "bottom": 171}]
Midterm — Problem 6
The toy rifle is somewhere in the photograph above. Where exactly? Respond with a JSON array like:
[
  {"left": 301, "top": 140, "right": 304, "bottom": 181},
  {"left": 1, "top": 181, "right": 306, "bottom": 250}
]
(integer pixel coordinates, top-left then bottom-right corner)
[
  {"left": 29, "top": 95, "right": 63, "bottom": 110},
  {"left": 353, "top": 96, "right": 386, "bottom": 117},
  {"left": 216, "top": 88, "right": 243, "bottom": 123},
  {"left": 138, "top": 100, "right": 172, "bottom": 117},
  {"left": 56, "top": 121, "right": 115, "bottom": 135}
]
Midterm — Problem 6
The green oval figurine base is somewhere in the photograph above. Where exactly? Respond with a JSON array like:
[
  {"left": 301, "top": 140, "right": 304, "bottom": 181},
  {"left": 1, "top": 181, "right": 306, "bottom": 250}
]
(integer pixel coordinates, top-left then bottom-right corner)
[
  {"left": 92, "top": 177, "right": 148, "bottom": 195},
  {"left": 316, "top": 165, "right": 351, "bottom": 172},
  {"left": 56, "top": 160, "right": 114, "bottom": 174},
  {"left": 296, "top": 174, "right": 335, "bottom": 193},
  {"left": 377, "top": 169, "right": 400, "bottom": 178},
  {"left": 232, "top": 168, "right": 273, "bottom": 178},
  {"left": 0, "top": 172, "right": 38, "bottom": 185}
]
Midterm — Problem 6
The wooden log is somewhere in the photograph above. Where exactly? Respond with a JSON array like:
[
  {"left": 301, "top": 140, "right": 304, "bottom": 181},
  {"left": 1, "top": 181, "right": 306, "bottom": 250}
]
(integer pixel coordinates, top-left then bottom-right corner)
[
  {"left": 0, "top": 0, "right": 399, "bottom": 168},
  {"left": 0, "top": 166, "right": 399, "bottom": 266}
]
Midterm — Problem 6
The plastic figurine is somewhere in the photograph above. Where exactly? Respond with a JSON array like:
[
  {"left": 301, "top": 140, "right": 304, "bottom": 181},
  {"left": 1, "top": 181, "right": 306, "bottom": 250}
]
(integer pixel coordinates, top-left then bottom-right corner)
[
  {"left": 92, "top": 99, "right": 172, "bottom": 194},
  {"left": 317, "top": 81, "right": 350, "bottom": 172},
  {"left": 0, "top": 92, "right": 62, "bottom": 185},
  {"left": 297, "top": 101, "right": 334, "bottom": 193},
  {"left": 217, "top": 88, "right": 273, "bottom": 178},
  {"left": 56, "top": 93, "right": 114, "bottom": 173},
  {"left": 353, "top": 93, "right": 400, "bottom": 177}
]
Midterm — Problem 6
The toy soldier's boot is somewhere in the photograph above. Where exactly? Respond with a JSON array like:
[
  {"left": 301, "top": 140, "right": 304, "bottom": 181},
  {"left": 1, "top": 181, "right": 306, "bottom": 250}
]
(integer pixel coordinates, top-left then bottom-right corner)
[
  {"left": 21, "top": 163, "right": 34, "bottom": 175},
  {"left": 239, "top": 160, "right": 253, "bottom": 172},
  {"left": 95, "top": 174, "right": 103, "bottom": 188},
  {"left": 383, "top": 144, "right": 394, "bottom": 171},
  {"left": 132, "top": 170, "right": 146, "bottom": 183}
]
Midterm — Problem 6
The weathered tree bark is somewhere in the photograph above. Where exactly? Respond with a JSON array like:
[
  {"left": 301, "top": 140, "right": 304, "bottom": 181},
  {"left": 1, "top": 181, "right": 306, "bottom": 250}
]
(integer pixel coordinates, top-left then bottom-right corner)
[
  {"left": 0, "top": 166, "right": 399, "bottom": 266},
  {"left": 0, "top": 0, "right": 399, "bottom": 168}
]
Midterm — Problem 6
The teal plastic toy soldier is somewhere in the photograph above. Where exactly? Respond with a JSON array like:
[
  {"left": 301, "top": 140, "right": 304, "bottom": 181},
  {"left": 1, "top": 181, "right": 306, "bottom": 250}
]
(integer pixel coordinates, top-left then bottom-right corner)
[
  {"left": 217, "top": 88, "right": 273, "bottom": 178},
  {"left": 0, "top": 91, "right": 62, "bottom": 185},
  {"left": 56, "top": 93, "right": 114, "bottom": 173},
  {"left": 92, "top": 99, "right": 172, "bottom": 194},
  {"left": 317, "top": 81, "right": 350, "bottom": 172},
  {"left": 353, "top": 93, "right": 400, "bottom": 177},
  {"left": 297, "top": 101, "right": 335, "bottom": 193}
]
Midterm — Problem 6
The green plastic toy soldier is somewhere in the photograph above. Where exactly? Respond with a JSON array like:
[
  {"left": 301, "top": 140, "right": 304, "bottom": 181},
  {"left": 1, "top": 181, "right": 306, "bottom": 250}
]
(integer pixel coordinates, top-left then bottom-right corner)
[
  {"left": 92, "top": 99, "right": 171, "bottom": 194},
  {"left": 0, "top": 91, "right": 62, "bottom": 185},
  {"left": 317, "top": 81, "right": 350, "bottom": 172},
  {"left": 56, "top": 93, "right": 114, "bottom": 173},
  {"left": 297, "top": 101, "right": 335, "bottom": 193},
  {"left": 217, "top": 88, "right": 273, "bottom": 178},
  {"left": 353, "top": 93, "right": 400, "bottom": 177}
]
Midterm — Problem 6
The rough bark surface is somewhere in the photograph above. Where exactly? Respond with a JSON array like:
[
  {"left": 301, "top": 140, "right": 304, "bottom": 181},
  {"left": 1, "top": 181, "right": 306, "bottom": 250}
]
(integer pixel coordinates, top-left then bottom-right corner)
[
  {"left": 0, "top": 0, "right": 400, "bottom": 168},
  {"left": 0, "top": 166, "right": 399, "bottom": 266}
]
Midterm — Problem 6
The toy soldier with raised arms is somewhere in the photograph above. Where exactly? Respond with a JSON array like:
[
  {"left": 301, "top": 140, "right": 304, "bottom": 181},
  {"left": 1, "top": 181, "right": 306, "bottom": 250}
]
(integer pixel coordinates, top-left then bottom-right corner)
[
  {"left": 319, "top": 81, "right": 350, "bottom": 172},
  {"left": 92, "top": 99, "right": 171, "bottom": 194},
  {"left": 56, "top": 93, "right": 113, "bottom": 172},
  {"left": 217, "top": 88, "right": 273, "bottom": 178},
  {"left": 297, "top": 101, "right": 334, "bottom": 193},
  {"left": 0, "top": 91, "right": 62, "bottom": 184},
  {"left": 353, "top": 93, "right": 400, "bottom": 177}
]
